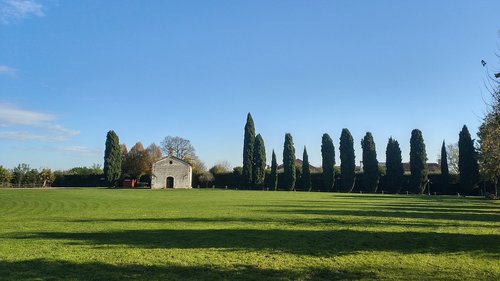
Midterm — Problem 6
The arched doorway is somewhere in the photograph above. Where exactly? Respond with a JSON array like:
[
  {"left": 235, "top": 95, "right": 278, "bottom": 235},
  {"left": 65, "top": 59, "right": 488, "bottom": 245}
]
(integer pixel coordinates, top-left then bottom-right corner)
[{"left": 166, "top": 177, "right": 174, "bottom": 188}]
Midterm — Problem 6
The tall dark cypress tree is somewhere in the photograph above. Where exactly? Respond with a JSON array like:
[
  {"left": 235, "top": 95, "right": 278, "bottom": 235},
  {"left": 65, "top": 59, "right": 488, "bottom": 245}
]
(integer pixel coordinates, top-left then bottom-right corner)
[
  {"left": 321, "top": 133, "right": 335, "bottom": 191},
  {"left": 252, "top": 134, "right": 266, "bottom": 188},
  {"left": 339, "top": 128, "right": 355, "bottom": 192},
  {"left": 283, "top": 133, "right": 296, "bottom": 191},
  {"left": 361, "top": 132, "right": 379, "bottom": 193},
  {"left": 385, "top": 137, "right": 404, "bottom": 193},
  {"left": 458, "top": 125, "right": 479, "bottom": 194},
  {"left": 440, "top": 140, "right": 450, "bottom": 192},
  {"left": 242, "top": 113, "right": 255, "bottom": 188},
  {"left": 104, "top": 130, "right": 121, "bottom": 187},
  {"left": 410, "top": 129, "right": 428, "bottom": 194},
  {"left": 302, "top": 146, "right": 312, "bottom": 191},
  {"left": 269, "top": 150, "right": 278, "bottom": 191}
]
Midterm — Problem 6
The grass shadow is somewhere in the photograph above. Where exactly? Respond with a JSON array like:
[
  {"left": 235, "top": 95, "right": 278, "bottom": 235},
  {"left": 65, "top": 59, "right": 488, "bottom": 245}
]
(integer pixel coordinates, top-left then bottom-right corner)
[
  {"left": 67, "top": 216, "right": 498, "bottom": 229},
  {"left": 0, "top": 259, "right": 376, "bottom": 281},
  {"left": 269, "top": 208, "right": 500, "bottom": 223},
  {"left": 12, "top": 228, "right": 500, "bottom": 258}
]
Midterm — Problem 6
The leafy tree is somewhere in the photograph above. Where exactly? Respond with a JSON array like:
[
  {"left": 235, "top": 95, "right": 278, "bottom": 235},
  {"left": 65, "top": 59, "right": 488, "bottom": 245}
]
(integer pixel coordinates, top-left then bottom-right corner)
[
  {"left": 90, "top": 163, "right": 103, "bottom": 174},
  {"left": 68, "top": 165, "right": 102, "bottom": 176},
  {"left": 39, "top": 168, "right": 55, "bottom": 187},
  {"left": 410, "top": 129, "right": 428, "bottom": 194},
  {"left": 252, "top": 134, "right": 266, "bottom": 187},
  {"left": 458, "top": 125, "right": 479, "bottom": 194},
  {"left": 145, "top": 143, "right": 163, "bottom": 176},
  {"left": 440, "top": 141, "right": 450, "bottom": 190},
  {"left": 339, "top": 128, "right": 355, "bottom": 192},
  {"left": 120, "top": 144, "right": 129, "bottom": 176},
  {"left": 198, "top": 171, "right": 214, "bottom": 188},
  {"left": 12, "top": 163, "right": 30, "bottom": 187},
  {"left": 0, "top": 166, "right": 12, "bottom": 186},
  {"left": 208, "top": 164, "right": 223, "bottom": 176},
  {"left": 25, "top": 168, "right": 39, "bottom": 186},
  {"left": 127, "top": 142, "right": 149, "bottom": 180},
  {"left": 209, "top": 161, "right": 231, "bottom": 175},
  {"left": 188, "top": 155, "right": 207, "bottom": 175},
  {"left": 269, "top": 150, "right": 278, "bottom": 190},
  {"left": 321, "top": 133, "right": 335, "bottom": 191},
  {"left": 104, "top": 130, "right": 121, "bottom": 187},
  {"left": 302, "top": 146, "right": 312, "bottom": 191},
  {"left": 478, "top": 74, "right": 499, "bottom": 195},
  {"left": 385, "top": 137, "right": 404, "bottom": 193},
  {"left": 478, "top": 112, "right": 499, "bottom": 196},
  {"left": 283, "top": 133, "right": 296, "bottom": 191},
  {"left": 361, "top": 132, "right": 379, "bottom": 193},
  {"left": 242, "top": 113, "right": 255, "bottom": 187}
]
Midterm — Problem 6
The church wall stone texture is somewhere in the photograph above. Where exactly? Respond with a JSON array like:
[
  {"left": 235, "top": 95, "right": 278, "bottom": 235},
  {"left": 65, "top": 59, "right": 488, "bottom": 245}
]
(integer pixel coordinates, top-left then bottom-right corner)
[{"left": 151, "top": 156, "right": 192, "bottom": 189}]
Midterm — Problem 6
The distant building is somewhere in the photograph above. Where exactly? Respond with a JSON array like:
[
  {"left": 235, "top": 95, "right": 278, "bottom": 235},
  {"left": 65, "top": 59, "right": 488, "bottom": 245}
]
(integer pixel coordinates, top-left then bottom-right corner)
[
  {"left": 276, "top": 159, "right": 322, "bottom": 173},
  {"left": 151, "top": 150, "right": 192, "bottom": 189}
]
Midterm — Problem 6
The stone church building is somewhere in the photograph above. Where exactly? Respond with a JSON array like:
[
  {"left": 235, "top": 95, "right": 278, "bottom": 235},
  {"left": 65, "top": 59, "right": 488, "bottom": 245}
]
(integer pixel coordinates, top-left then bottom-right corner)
[{"left": 151, "top": 152, "right": 192, "bottom": 189}]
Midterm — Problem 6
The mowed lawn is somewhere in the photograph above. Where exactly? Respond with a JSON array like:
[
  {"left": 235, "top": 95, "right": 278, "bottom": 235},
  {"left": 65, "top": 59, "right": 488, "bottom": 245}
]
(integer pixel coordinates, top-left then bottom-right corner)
[{"left": 0, "top": 189, "right": 498, "bottom": 280}]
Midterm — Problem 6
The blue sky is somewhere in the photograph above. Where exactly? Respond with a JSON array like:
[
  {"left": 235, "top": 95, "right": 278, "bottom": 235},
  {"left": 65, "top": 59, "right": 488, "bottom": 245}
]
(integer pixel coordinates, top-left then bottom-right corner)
[{"left": 1, "top": 0, "right": 499, "bottom": 170}]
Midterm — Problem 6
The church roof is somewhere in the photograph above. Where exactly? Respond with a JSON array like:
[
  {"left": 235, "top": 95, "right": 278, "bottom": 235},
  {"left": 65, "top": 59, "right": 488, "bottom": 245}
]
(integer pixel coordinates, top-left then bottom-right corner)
[{"left": 154, "top": 156, "right": 192, "bottom": 167}]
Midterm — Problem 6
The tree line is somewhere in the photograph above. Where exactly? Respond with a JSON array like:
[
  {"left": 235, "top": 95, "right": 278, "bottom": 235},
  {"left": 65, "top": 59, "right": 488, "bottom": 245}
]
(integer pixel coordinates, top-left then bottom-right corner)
[
  {"left": 241, "top": 113, "right": 485, "bottom": 195},
  {"left": 0, "top": 164, "right": 102, "bottom": 188}
]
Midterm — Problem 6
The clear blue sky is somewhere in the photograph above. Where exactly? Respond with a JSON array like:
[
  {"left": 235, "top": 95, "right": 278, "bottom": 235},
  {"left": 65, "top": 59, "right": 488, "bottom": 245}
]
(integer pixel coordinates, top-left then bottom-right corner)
[{"left": 1, "top": 0, "right": 499, "bottom": 170}]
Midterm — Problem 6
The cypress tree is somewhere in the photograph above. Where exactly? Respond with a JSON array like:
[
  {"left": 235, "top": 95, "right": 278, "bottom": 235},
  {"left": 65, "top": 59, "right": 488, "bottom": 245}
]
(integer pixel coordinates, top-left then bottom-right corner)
[
  {"left": 242, "top": 113, "right": 255, "bottom": 188},
  {"left": 361, "top": 132, "right": 379, "bottom": 193},
  {"left": 302, "top": 146, "right": 312, "bottom": 191},
  {"left": 269, "top": 150, "right": 278, "bottom": 190},
  {"left": 104, "top": 130, "right": 121, "bottom": 187},
  {"left": 252, "top": 134, "right": 266, "bottom": 188},
  {"left": 410, "top": 129, "right": 428, "bottom": 194},
  {"left": 385, "top": 137, "right": 404, "bottom": 193},
  {"left": 321, "top": 133, "right": 335, "bottom": 191},
  {"left": 458, "top": 125, "right": 479, "bottom": 194},
  {"left": 283, "top": 133, "right": 296, "bottom": 191},
  {"left": 339, "top": 128, "right": 355, "bottom": 192},
  {"left": 440, "top": 140, "right": 450, "bottom": 192}
]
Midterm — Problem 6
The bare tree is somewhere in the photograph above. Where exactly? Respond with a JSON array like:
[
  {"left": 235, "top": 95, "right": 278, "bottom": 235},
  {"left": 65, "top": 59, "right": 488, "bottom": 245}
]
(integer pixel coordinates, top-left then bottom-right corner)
[
  {"left": 160, "top": 136, "right": 206, "bottom": 174},
  {"left": 446, "top": 143, "right": 459, "bottom": 174},
  {"left": 160, "top": 136, "right": 195, "bottom": 159}
]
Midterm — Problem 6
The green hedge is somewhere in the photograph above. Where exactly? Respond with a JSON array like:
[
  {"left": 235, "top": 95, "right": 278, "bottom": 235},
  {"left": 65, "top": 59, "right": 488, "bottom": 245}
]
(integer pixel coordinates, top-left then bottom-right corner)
[
  {"left": 52, "top": 174, "right": 105, "bottom": 187},
  {"left": 52, "top": 171, "right": 489, "bottom": 195},
  {"left": 205, "top": 172, "right": 476, "bottom": 195}
]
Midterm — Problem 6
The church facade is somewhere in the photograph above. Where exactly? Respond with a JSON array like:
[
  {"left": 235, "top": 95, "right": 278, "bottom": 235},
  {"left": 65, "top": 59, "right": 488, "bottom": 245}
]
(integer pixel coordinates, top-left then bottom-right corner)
[{"left": 151, "top": 155, "right": 192, "bottom": 189}]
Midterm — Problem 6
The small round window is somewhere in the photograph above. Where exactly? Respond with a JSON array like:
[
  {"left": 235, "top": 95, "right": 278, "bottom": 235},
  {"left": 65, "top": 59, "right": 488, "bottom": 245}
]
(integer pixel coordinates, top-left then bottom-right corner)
[{"left": 169, "top": 161, "right": 173, "bottom": 164}]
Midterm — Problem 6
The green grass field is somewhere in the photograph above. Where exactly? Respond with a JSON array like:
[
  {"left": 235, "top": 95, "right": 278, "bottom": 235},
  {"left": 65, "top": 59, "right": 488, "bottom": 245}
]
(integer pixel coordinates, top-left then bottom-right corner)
[{"left": 0, "top": 188, "right": 498, "bottom": 280}]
